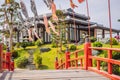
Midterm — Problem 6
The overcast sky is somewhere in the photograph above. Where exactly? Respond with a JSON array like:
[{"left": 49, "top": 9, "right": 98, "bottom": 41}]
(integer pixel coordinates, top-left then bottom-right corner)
[{"left": 0, "top": 0, "right": 120, "bottom": 30}]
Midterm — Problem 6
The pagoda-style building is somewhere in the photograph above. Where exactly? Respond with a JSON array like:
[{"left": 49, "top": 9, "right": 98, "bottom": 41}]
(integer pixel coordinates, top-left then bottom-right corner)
[{"left": 19, "top": 8, "right": 120, "bottom": 43}]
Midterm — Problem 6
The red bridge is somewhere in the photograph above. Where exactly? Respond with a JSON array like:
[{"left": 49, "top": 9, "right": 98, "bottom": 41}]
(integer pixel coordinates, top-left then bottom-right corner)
[
  {"left": 0, "top": 42, "right": 120, "bottom": 80},
  {"left": 55, "top": 42, "right": 120, "bottom": 80}
]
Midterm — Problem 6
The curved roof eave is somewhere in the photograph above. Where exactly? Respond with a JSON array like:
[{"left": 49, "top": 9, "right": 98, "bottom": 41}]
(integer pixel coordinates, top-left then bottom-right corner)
[
  {"left": 91, "top": 24, "right": 120, "bottom": 32},
  {"left": 65, "top": 18, "right": 95, "bottom": 26}
]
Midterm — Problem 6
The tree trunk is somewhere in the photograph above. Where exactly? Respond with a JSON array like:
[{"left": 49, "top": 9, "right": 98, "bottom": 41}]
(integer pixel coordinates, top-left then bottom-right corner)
[{"left": 9, "top": 26, "right": 13, "bottom": 52}]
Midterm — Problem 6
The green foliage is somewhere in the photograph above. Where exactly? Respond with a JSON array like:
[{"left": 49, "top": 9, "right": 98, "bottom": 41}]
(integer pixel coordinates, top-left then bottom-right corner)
[
  {"left": 51, "top": 41, "right": 57, "bottom": 48},
  {"left": 106, "top": 38, "right": 119, "bottom": 45},
  {"left": 11, "top": 50, "right": 19, "bottom": 59},
  {"left": 34, "top": 54, "right": 42, "bottom": 69},
  {"left": 15, "top": 42, "right": 21, "bottom": 48},
  {"left": 35, "top": 40, "right": 41, "bottom": 46},
  {"left": 15, "top": 57, "right": 28, "bottom": 68},
  {"left": 90, "top": 36, "right": 97, "bottom": 42},
  {"left": 70, "top": 44, "right": 77, "bottom": 51},
  {"left": 3, "top": 44, "right": 7, "bottom": 50},
  {"left": 21, "top": 42, "right": 27, "bottom": 49},
  {"left": 112, "top": 38, "right": 119, "bottom": 45},
  {"left": 20, "top": 42, "right": 35, "bottom": 49},
  {"left": 93, "top": 41, "right": 103, "bottom": 47}
]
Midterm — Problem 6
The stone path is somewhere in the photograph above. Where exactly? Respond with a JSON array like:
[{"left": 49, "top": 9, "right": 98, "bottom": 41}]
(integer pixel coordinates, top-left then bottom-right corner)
[{"left": 0, "top": 69, "right": 110, "bottom": 80}]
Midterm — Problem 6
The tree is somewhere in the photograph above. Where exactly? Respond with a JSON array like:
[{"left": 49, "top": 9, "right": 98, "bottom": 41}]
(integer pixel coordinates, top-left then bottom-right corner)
[
  {"left": 51, "top": 10, "right": 68, "bottom": 52},
  {"left": 0, "top": 0, "right": 20, "bottom": 51}
]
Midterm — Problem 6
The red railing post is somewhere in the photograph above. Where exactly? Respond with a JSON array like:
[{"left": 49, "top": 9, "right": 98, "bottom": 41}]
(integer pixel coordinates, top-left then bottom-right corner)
[
  {"left": 108, "top": 50, "right": 112, "bottom": 74},
  {"left": 2, "top": 52, "right": 6, "bottom": 70},
  {"left": 84, "top": 38, "right": 92, "bottom": 70},
  {"left": 10, "top": 60, "right": 14, "bottom": 71},
  {"left": 55, "top": 57, "right": 58, "bottom": 69},
  {"left": 60, "top": 59, "right": 63, "bottom": 69},
  {"left": 65, "top": 47, "right": 70, "bottom": 69},
  {"left": 0, "top": 43, "right": 3, "bottom": 72},
  {"left": 97, "top": 60, "right": 100, "bottom": 70},
  {"left": 75, "top": 52, "right": 78, "bottom": 68},
  {"left": 5, "top": 52, "right": 11, "bottom": 71}
]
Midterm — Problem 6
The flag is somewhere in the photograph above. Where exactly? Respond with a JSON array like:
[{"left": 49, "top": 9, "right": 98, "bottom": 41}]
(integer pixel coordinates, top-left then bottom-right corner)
[
  {"left": 43, "top": 0, "right": 49, "bottom": 8},
  {"left": 51, "top": 1, "right": 58, "bottom": 21},
  {"left": 17, "top": 12, "right": 24, "bottom": 22},
  {"left": 30, "top": 0, "right": 38, "bottom": 17},
  {"left": 70, "top": 0, "right": 78, "bottom": 9},
  {"left": 20, "top": 0, "right": 29, "bottom": 18},
  {"left": 43, "top": 15, "right": 51, "bottom": 35},
  {"left": 43, "top": 0, "right": 52, "bottom": 9},
  {"left": 78, "top": 0, "right": 84, "bottom": 3},
  {"left": 48, "top": 21, "right": 59, "bottom": 36},
  {"left": 5, "top": 0, "right": 10, "bottom": 4}
]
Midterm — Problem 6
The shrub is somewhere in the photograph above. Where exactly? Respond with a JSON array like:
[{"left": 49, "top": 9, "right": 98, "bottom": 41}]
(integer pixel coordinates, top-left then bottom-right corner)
[
  {"left": 90, "top": 37, "right": 97, "bottom": 42},
  {"left": 21, "top": 42, "right": 28, "bottom": 49},
  {"left": 35, "top": 40, "right": 41, "bottom": 46},
  {"left": 70, "top": 44, "right": 77, "bottom": 51},
  {"left": 15, "top": 42, "right": 21, "bottom": 48},
  {"left": 93, "top": 41, "right": 103, "bottom": 53},
  {"left": 51, "top": 41, "right": 57, "bottom": 48},
  {"left": 27, "top": 42, "right": 35, "bottom": 46},
  {"left": 93, "top": 41, "right": 103, "bottom": 47},
  {"left": 11, "top": 50, "right": 19, "bottom": 59},
  {"left": 34, "top": 54, "right": 42, "bottom": 68},
  {"left": 15, "top": 57, "right": 28, "bottom": 68},
  {"left": 106, "top": 38, "right": 119, "bottom": 45}
]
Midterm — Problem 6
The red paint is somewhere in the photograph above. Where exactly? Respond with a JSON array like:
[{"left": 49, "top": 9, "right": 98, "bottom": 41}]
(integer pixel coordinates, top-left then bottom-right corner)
[
  {"left": 65, "top": 51, "right": 70, "bottom": 69},
  {"left": 6, "top": 52, "right": 11, "bottom": 71}
]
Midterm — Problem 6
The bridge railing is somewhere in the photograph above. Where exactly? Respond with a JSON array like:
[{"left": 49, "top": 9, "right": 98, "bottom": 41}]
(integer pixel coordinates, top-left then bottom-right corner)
[
  {"left": 55, "top": 42, "right": 120, "bottom": 80},
  {"left": 0, "top": 44, "right": 14, "bottom": 72}
]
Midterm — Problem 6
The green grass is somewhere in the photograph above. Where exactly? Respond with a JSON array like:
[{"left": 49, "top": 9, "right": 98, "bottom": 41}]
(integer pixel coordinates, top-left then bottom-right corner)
[{"left": 14, "top": 42, "right": 120, "bottom": 70}]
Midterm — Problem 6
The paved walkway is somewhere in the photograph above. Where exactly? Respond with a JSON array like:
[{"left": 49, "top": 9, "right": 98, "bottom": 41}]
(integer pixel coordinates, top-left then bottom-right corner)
[{"left": 0, "top": 69, "right": 110, "bottom": 80}]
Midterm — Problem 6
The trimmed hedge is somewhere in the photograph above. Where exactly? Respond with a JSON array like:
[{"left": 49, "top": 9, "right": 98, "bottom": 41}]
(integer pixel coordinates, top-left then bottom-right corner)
[{"left": 15, "top": 57, "right": 28, "bottom": 68}]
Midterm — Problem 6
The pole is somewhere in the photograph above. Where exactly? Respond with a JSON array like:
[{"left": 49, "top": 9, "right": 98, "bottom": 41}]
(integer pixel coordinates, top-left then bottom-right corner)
[
  {"left": 108, "top": 0, "right": 113, "bottom": 48},
  {"left": 85, "top": 0, "right": 90, "bottom": 40}
]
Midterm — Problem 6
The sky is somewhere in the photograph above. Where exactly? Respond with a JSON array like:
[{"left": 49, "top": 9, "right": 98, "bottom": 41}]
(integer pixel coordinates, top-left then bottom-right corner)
[{"left": 0, "top": 0, "right": 120, "bottom": 30}]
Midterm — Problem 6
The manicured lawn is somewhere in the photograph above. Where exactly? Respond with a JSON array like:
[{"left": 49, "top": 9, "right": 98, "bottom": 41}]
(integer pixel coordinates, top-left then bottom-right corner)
[{"left": 14, "top": 43, "right": 120, "bottom": 70}]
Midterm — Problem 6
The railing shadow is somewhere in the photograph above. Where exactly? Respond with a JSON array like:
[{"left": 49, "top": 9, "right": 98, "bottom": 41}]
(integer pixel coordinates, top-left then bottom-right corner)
[{"left": 0, "top": 71, "right": 14, "bottom": 80}]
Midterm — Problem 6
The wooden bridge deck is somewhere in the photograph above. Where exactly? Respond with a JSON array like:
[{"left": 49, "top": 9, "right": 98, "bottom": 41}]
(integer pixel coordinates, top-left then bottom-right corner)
[{"left": 0, "top": 69, "right": 110, "bottom": 80}]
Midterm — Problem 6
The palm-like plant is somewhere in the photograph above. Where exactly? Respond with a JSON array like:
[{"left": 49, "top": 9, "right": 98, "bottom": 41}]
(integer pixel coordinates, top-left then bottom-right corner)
[{"left": 0, "top": 0, "right": 20, "bottom": 51}]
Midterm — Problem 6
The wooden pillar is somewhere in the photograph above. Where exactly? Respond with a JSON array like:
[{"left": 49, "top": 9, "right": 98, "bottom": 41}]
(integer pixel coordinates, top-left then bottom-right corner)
[
  {"left": 94, "top": 28, "right": 97, "bottom": 38},
  {"left": 102, "top": 30, "right": 105, "bottom": 38}
]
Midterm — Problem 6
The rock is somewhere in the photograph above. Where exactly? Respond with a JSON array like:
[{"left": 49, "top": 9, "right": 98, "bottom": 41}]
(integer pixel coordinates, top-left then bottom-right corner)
[
  {"left": 92, "top": 50, "right": 100, "bottom": 56},
  {"left": 40, "top": 48, "right": 51, "bottom": 52}
]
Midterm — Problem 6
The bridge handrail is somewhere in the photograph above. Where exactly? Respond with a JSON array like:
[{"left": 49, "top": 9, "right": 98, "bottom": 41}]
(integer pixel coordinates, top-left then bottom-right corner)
[{"left": 55, "top": 42, "right": 120, "bottom": 80}]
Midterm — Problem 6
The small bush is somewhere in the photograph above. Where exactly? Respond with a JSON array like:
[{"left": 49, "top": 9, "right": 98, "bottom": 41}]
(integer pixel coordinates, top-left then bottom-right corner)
[
  {"left": 21, "top": 42, "right": 28, "bottom": 49},
  {"left": 93, "top": 41, "right": 103, "bottom": 53},
  {"left": 51, "top": 41, "right": 57, "bottom": 48},
  {"left": 15, "top": 57, "right": 28, "bottom": 68},
  {"left": 15, "top": 42, "right": 21, "bottom": 48},
  {"left": 106, "top": 38, "right": 119, "bottom": 45},
  {"left": 35, "top": 40, "right": 41, "bottom": 46},
  {"left": 34, "top": 54, "right": 42, "bottom": 68},
  {"left": 90, "top": 37, "right": 97, "bottom": 42},
  {"left": 70, "top": 45, "right": 77, "bottom": 51},
  {"left": 93, "top": 41, "right": 103, "bottom": 47},
  {"left": 27, "top": 42, "right": 35, "bottom": 46},
  {"left": 11, "top": 50, "right": 19, "bottom": 59}
]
